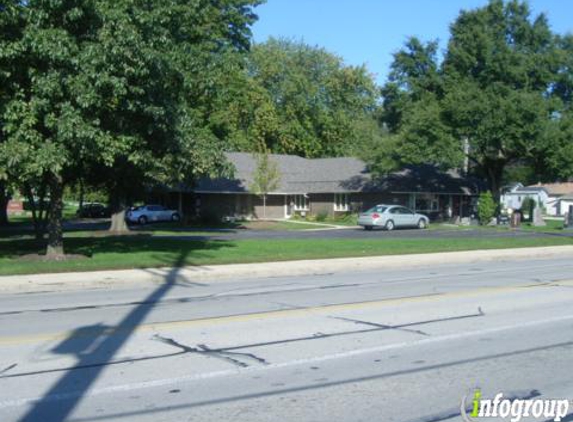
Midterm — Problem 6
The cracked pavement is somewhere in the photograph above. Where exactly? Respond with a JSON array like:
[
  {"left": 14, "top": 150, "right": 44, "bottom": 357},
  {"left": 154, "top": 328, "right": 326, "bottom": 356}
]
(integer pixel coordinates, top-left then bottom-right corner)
[{"left": 1, "top": 257, "right": 573, "bottom": 421}]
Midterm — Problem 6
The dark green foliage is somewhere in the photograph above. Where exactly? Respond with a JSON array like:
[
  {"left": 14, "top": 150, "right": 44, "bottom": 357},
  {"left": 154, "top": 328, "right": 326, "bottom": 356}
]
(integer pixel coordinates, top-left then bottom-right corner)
[
  {"left": 222, "top": 38, "right": 383, "bottom": 158},
  {"left": 520, "top": 197, "right": 537, "bottom": 214},
  {"left": 375, "top": 0, "right": 573, "bottom": 197},
  {"left": 478, "top": 191, "right": 496, "bottom": 225},
  {"left": 315, "top": 211, "right": 328, "bottom": 222},
  {"left": 0, "top": 0, "right": 261, "bottom": 253}
]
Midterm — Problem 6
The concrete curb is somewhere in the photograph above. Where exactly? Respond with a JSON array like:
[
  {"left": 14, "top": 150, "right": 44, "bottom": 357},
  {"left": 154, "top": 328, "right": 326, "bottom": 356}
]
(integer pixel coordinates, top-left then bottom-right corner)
[{"left": 1, "top": 245, "right": 572, "bottom": 294}]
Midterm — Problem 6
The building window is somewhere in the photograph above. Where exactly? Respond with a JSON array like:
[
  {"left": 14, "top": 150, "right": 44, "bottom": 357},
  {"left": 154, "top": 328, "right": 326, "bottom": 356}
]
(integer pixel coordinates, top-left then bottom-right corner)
[
  {"left": 292, "top": 195, "right": 308, "bottom": 211},
  {"left": 334, "top": 193, "right": 349, "bottom": 212},
  {"left": 415, "top": 194, "right": 439, "bottom": 212}
]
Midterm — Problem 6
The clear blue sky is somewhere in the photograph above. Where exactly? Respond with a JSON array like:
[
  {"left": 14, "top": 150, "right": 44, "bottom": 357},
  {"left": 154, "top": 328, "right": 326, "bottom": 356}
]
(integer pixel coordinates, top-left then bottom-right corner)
[{"left": 252, "top": 0, "right": 573, "bottom": 83}]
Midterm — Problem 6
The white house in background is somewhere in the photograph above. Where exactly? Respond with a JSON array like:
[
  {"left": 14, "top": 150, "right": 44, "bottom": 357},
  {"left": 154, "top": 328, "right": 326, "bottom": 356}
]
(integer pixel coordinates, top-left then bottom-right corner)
[
  {"left": 531, "top": 182, "right": 573, "bottom": 216},
  {"left": 560, "top": 194, "right": 573, "bottom": 216},
  {"left": 501, "top": 182, "right": 573, "bottom": 216},
  {"left": 500, "top": 183, "right": 548, "bottom": 212}
]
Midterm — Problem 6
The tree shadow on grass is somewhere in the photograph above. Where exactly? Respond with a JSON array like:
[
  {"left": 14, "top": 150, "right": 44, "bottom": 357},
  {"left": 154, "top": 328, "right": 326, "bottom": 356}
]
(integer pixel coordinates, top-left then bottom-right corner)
[
  {"left": 15, "top": 247, "right": 215, "bottom": 422},
  {"left": 0, "top": 234, "right": 235, "bottom": 263}
]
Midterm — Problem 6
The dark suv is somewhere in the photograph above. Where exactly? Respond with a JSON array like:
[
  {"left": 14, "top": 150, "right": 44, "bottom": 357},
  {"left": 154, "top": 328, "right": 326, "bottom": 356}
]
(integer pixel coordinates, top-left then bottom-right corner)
[{"left": 76, "top": 203, "right": 111, "bottom": 218}]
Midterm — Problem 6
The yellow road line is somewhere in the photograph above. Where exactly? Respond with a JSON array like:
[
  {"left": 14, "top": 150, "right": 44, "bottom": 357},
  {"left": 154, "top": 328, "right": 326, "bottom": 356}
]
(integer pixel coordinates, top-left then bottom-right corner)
[{"left": 1, "top": 279, "right": 572, "bottom": 346}]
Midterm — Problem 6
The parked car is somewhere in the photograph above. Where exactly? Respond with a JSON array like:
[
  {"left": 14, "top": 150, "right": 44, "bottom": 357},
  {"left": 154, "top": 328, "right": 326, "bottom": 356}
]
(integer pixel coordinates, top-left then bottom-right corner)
[
  {"left": 126, "top": 205, "right": 181, "bottom": 225},
  {"left": 76, "top": 203, "right": 111, "bottom": 218},
  {"left": 357, "top": 204, "right": 429, "bottom": 231}
]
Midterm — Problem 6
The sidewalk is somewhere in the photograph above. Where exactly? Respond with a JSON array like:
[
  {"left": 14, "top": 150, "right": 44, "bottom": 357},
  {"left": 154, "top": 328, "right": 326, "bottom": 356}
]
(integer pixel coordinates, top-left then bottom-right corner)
[
  {"left": 270, "top": 218, "right": 357, "bottom": 230},
  {"left": 1, "top": 245, "right": 572, "bottom": 294}
]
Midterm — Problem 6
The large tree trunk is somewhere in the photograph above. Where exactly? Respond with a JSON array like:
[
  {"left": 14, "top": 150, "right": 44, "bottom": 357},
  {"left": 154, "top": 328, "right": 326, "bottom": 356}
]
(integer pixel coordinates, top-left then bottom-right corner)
[
  {"left": 109, "top": 209, "right": 129, "bottom": 233},
  {"left": 109, "top": 192, "right": 130, "bottom": 233},
  {"left": 262, "top": 194, "right": 267, "bottom": 219},
  {"left": 24, "top": 180, "right": 49, "bottom": 240},
  {"left": 78, "top": 178, "right": 85, "bottom": 211},
  {"left": 0, "top": 182, "right": 8, "bottom": 226},
  {"left": 485, "top": 160, "right": 505, "bottom": 203},
  {"left": 46, "top": 173, "right": 65, "bottom": 259}
]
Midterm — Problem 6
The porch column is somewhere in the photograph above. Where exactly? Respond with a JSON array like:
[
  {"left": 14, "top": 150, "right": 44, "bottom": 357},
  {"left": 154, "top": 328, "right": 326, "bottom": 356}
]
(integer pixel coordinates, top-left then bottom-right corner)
[
  {"left": 448, "top": 195, "right": 453, "bottom": 219},
  {"left": 410, "top": 193, "right": 416, "bottom": 211}
]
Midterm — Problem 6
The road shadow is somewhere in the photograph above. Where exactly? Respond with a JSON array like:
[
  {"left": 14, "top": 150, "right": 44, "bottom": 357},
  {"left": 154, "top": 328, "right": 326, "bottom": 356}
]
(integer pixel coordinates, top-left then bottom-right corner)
[{"left": 17, "top": 249, "right": 191, "bottom": 422}]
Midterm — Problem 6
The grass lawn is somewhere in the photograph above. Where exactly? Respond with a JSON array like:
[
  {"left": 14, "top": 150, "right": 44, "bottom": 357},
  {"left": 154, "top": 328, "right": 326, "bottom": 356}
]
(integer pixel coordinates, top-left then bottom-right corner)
[
  {"left": 7, "top": 203, "right": 79, "bottom": 224},
  {"left": 0, "top": 234, "right": 572, "bottom": 276},
  {"left": 518, "top": 219, "right": 565, "bottom": 232},
  {"left": 5, "top": 213, "right": 33, "bottom": 224},
  {"left": 316, "top": 215, "right": 359, "bottom": 226},
  {"left": 428, "top": 218, "right": 565, "bottom": 232}
]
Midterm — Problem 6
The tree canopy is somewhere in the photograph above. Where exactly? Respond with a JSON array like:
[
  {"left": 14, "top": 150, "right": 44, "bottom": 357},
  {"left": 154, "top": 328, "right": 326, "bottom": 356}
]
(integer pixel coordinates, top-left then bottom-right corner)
[
  {"left": 0, "top": 0, "right": 261, "bottom": 255},
  {"left": 219, "top": 37, "right": 383, "bottom": 158},
  {"left": 3, "top": 0, "right": 571, "bottom": 251},
  {"left": 375, "top": 0, "right": 573, "bottom": 198}
]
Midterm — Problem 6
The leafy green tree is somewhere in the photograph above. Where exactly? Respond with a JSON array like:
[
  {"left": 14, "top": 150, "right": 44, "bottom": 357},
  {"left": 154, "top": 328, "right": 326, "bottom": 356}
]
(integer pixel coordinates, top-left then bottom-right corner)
[
  {"left": 250, "top": 149, "right": 281, "bottom": 218},
  {"left": 0, "top": 0, "right": 99, "bottom": 254},
  {"left": 224, "top": 38, "right": 382, "bottom": 158},
  {"left": 0, "top": 0, "right": 260, "bottom": 256},
  {"left": 381, "top": 37, "right": 442, "bottom": 133},
  {"left": 75, "top": 0, "right": 259, "bottom": 232},
  {"left": 376, "top": 0, "right": 572, "bottom": 199},
  {"left": 478, "top": 191, "right": 496, "bottom": 225},
  {"left": 0, "top": 0, "right": 25, "bottom": 227},
  {"left": 520, "top": 196, "right": 537, "bottom": 221}
]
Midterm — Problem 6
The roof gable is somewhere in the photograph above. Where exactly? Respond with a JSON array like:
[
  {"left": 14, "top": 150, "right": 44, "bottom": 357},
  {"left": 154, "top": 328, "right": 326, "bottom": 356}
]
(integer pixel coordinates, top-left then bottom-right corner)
[
  {"left": 194, "top": 152, "right": 480, "bottom": 195},
  {"left": 527, "top": 182, "right": 573, "bottom": 196}
]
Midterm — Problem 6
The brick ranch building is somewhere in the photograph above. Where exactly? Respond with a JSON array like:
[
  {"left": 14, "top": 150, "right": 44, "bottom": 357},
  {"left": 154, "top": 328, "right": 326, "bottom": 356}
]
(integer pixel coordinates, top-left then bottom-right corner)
[{"left": 161, "top": 152, "right": 482, "bottom": 222}]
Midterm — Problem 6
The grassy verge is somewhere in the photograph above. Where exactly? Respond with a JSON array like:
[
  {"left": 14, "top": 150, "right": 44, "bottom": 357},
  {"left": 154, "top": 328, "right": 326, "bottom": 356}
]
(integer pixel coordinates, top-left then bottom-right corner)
[
  {"left": 1, "top": 235, "right": 572, "bottom": 276},
  {"left": 7, "top": 203, "right": 79, "bottom": 224},
  {"left": 428, "top": 219, "right": 565, "bottom": 232},
  {"left": 518, "top": 219, "right": 564, "bottom": 232}
]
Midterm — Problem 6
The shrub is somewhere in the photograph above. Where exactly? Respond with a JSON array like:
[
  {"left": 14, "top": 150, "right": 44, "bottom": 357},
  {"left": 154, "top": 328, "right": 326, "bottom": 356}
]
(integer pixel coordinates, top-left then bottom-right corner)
[
  {"left": 521, "top": 197, "right": 537, "bottom": 212},
  {"left": 199, "top": 209, "right": 224, "bottom": 226},
  {"left": 478, "top": 191, "right": 496, "bottom": 225},
  {"left": 334, "top": 212, "right": 356, "bottom": 224},
  {"left": 315, "top": 211, "right": 328, "bottom": 222}
]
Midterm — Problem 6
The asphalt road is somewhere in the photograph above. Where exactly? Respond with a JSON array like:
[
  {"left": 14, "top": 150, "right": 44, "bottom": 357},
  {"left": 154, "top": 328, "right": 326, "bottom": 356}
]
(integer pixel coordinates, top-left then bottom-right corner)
[{"left": 1, "top": 257, "right": 573, "bottom": 421}]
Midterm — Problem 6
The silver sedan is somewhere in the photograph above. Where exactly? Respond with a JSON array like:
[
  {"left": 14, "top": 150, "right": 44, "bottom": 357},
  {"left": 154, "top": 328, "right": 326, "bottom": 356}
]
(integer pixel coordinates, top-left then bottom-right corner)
[
  {"left": 126, "top": 205, "right": 181, "bottom": 225},
  {"left": 357, "top": 204, "right": 429, "bottom": 231}
]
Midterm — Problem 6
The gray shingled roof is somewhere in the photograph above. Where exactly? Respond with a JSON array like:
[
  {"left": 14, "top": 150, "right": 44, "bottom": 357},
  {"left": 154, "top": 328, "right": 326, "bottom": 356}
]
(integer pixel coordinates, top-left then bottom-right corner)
[
  {"left": 194, "top": 152, "right": 480, "bottom": 195},
  {"left": 516, "top": 186, "right": 548, "bottom": 193}
]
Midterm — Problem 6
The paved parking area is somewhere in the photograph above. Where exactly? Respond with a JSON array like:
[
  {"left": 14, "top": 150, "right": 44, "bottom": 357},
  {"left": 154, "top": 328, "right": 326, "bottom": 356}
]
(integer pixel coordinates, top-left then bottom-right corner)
[
  {"left": 157, "top": 226, "right": 573, "bottom": 241},
  {"left": 3, "top": 219, "right": 570, "bottom": 241}
]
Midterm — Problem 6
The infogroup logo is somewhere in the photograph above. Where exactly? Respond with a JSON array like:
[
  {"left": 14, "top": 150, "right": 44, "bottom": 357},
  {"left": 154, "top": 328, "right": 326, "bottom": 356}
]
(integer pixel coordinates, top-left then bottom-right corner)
[{"left": 461, "top": 389, "right": 570, "bottom": 422}]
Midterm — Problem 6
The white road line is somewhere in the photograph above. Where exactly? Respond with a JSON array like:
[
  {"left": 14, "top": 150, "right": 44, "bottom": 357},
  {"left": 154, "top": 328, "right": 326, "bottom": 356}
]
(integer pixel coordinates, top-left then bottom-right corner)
[{"left": 2, "top": 313, "right": 573, "bottom": 410}]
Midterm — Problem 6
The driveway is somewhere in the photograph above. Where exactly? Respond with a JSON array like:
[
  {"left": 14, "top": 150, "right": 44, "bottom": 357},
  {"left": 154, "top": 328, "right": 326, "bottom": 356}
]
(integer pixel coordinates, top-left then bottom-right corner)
[
  {"left": 156, "top": 226, "right": 573, "bottom": 241},
  {"left": 3, "top": 218, "right": 570, "bottom": 241}
]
